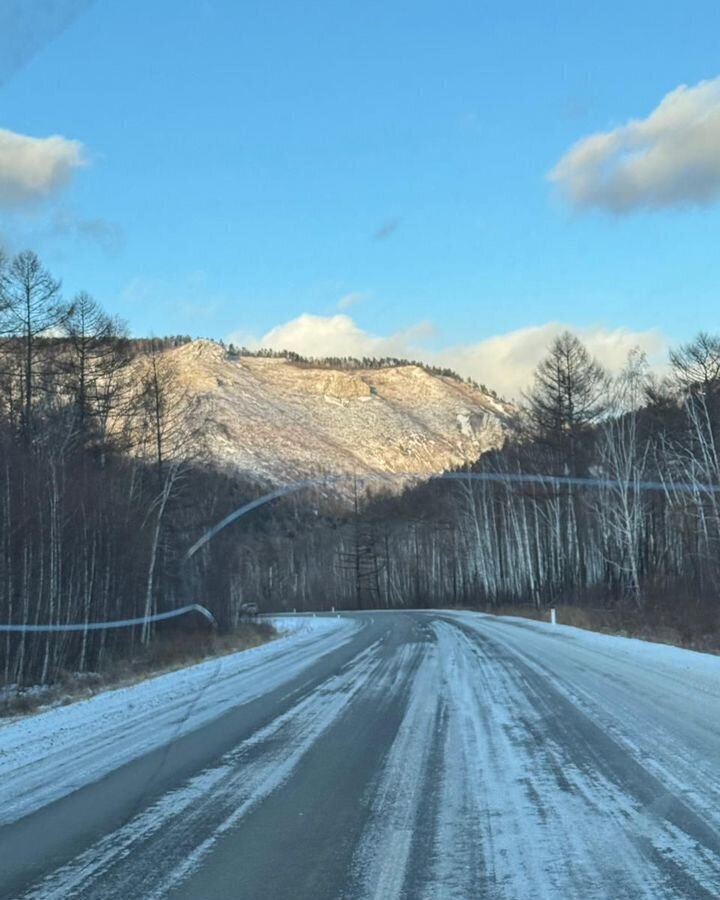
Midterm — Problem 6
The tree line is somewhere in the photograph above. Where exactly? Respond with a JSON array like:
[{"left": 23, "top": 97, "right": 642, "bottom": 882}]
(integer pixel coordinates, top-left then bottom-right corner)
[
  {"left": 274, "top": 332, "right": 720, "bottom": 630},
  {"left": 1, "top": 248, "right": 718, "bottom": 687},
  {"left": 0, "top": 250, "right": 300, "bottom": 688},
  {"left": 226, "top": 344, "right": 495, "bottom": 395}
]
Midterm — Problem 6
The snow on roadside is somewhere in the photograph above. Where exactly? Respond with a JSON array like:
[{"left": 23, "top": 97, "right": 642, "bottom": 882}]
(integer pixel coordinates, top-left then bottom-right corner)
[
  {"left": 449, "top": 609, "right": 720, "bottom": 854},
  {"left": 459, "top": 611, "right": 720, "bottom": 697},
  {"left": 265, "top": 614, "right": 344, "bottom": 636},
  {"left": 0, "top": 614, "right": 357, "bottom": 827}
]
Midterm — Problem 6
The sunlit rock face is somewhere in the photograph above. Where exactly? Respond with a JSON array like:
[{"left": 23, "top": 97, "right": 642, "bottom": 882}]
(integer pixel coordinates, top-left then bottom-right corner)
[{"left": 137, "top": 340, "right": 516, "bottom": 488}]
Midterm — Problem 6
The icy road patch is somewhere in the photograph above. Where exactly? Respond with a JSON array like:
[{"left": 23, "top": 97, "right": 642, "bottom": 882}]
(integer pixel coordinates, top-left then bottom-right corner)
[{"left": 0, "top": 615, "right": 356, "bottom": 826}]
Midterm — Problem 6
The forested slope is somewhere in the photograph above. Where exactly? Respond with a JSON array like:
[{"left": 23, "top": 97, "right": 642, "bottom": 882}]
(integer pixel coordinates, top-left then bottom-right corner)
[{"left": 1, "top": 249, "right": 719, "bottom": 692}]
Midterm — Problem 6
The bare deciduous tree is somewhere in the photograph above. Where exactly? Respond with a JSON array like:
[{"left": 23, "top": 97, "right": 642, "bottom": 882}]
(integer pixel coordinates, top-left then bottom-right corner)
[
  {"left": 63, "top": 292, "right": 131, "bottom": 454},
  {"left": 0, "top": 251, "right": 72, "bottom": 443},
  {"left": 669, "top": 332, "right": 720, "bottom": 397}
]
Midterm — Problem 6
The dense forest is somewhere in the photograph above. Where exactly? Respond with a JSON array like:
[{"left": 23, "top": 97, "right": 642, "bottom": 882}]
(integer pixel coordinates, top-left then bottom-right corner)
[
  {"left": 1, "top": 248, "right": 719, "bottom": 690},
  {"left": 0, "top": 249, "right": 305, "bottom": 689},
  {"left": 216, "top": 337, "right": 720, "bottom": 648},
  {"left": 290, "top": 336, "right": 720, "bottom": 633}
]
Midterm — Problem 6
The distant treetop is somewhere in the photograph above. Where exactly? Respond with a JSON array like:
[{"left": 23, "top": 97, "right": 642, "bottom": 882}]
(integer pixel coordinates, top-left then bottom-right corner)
[
  {"left": 127, "top": 336, "right": 500, "bottom": 399},
  {"left": 223, "top": 343, "right": 498, "bottom": 398}
]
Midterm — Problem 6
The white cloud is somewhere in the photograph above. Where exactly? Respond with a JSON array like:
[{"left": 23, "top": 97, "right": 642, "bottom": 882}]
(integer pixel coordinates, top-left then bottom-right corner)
[
  {"left": 549, "top": 77, "right": 720, "bottom": 212},
  {"left": 442, "top": 323, "right": 667, "bottom": 398},
  {"left": 337, "top": 291, "right": 369, "bottom": 310},
  {"left": 257, "top": 314, "right": 376, "bottom": 356},
  {"left": 227, "top": 315, "right": 668, "bottom": 398},
  {"left": 0, "top": 127, "right": 86, "bottom": 207},
  {"left": 235, "top": 314, "right": 432, "bottom": 359}
]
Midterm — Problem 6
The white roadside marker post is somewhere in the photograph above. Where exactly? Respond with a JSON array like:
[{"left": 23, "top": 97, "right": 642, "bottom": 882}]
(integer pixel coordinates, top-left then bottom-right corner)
[{"left": 550, "top": 607, "right": 556, "bottom": 625}]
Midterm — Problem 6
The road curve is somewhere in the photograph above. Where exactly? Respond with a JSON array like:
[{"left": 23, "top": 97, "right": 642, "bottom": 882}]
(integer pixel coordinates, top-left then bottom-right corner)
[{"left": 1, "top": 611, "right": 720, "bottom": 899}]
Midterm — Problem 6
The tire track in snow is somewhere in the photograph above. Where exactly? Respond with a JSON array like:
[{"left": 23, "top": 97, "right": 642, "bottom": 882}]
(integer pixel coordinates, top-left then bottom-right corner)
[
  {"left": 18, "top": 640, "right": 385, "bottom": 900},
  {"left": 4, "top": 611, "right": 720, "bottom": 900},
  {"left": 346, "top": 633, "right": 443, "bottom": 900},
  {"left": 0, "top": 616, "right": 357, "bottom": 827},
  {"left": 425, "top": 616, "right": 720, "bottom": 900},
  {"left": 470, "top": 612, "right": 720, "bottom": 846}
]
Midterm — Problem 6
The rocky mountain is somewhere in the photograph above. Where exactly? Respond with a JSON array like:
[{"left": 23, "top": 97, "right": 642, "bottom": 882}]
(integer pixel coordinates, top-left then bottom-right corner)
[{"left": 153, "top": 340, "right": 515, "bottom": 488}]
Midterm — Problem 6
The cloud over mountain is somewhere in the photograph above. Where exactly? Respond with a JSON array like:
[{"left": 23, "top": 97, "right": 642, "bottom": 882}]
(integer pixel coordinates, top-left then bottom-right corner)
[{"left": 229, "top": 315, "right": 668, "bottom": 399}]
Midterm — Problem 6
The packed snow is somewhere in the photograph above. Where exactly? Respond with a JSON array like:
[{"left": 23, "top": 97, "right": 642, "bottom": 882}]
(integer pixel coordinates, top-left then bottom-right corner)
[
  {"left": 3, "top": 610, "right": 720, "bottom": 899},
  {"left": 0, "top": 614, "right": 356, "bottom": 826}
]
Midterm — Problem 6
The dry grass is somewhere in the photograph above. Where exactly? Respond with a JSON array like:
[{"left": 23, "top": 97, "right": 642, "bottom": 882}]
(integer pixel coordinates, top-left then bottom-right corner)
[{"left": 0, "top": 621, "right": 277, "bottom": 719}]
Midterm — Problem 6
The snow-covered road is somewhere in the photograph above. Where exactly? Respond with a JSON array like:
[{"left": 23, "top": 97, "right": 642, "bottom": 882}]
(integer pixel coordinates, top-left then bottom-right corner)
[
  {"left": 0, "top": 615, "right": 356, "bottom": 827},
  {"left": 1, "top": 611, "right": 719, "bottom": 899}
]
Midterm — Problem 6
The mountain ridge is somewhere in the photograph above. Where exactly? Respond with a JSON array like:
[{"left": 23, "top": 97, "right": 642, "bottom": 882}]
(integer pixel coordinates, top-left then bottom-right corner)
[{"left": 146, "top": 339, "right": 516, "bottom": 487}]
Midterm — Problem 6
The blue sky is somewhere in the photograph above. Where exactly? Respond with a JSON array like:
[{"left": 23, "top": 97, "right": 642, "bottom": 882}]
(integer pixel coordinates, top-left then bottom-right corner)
[{"left": 2, "top": 1, "right": 720, "bottom": 394}]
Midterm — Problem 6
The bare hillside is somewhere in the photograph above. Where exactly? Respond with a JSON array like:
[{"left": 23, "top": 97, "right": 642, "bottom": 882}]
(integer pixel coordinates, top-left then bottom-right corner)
[{"left": 150, "top": 340, "right": 515, "bottom": 485}]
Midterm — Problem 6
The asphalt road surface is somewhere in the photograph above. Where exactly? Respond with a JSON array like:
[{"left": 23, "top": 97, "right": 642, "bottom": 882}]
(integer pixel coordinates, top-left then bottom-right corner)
[{"left": 2, "top": 611, "right": 720, "bottom": 899}]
